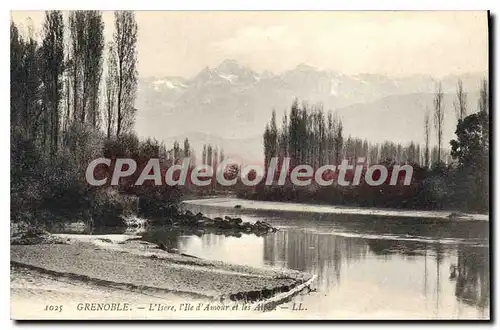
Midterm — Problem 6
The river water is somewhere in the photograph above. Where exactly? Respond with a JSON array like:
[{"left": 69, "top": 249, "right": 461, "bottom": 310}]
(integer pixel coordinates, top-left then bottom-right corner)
[
  {"left": 21, "top": 197, "right": 489, "bottom": 320},
  {"left": 157, "top": 197, "right": 489, "bottom": 319}
]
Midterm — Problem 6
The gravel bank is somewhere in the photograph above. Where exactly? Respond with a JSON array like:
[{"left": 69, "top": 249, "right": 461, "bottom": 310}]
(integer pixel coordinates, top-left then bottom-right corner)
[{"left": 11, "top": 234, "right": 311, "bottom": 302}]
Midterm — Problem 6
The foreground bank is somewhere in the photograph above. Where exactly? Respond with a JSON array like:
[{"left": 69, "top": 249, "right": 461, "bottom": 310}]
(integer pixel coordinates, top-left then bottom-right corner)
[{"left": 10, "top": 232, "right": 314, "bottom": 320}]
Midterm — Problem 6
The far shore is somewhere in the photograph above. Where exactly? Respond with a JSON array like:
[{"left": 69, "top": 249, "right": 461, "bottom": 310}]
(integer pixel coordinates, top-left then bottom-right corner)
[{"left": 184, "top": 198, "right": 489, "bottom": 222}]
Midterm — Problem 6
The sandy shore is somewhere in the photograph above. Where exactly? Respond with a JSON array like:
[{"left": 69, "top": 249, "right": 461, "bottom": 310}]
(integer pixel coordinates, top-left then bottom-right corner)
[{"left": 11, "top": 233, "right": 313, "bottom": 320}]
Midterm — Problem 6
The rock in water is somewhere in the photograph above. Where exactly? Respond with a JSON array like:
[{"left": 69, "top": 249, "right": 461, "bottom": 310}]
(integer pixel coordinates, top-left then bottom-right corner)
[{"left": 169, "top": 211, "right": 278, "bottom": 235}]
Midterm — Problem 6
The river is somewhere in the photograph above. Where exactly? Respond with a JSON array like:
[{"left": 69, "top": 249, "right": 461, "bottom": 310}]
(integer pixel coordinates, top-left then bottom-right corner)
[{"left": 168, "top": 198, "right": 489, "bottom": 319}]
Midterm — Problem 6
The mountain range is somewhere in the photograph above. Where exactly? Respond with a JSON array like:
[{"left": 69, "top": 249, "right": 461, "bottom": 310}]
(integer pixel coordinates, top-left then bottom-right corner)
[{"left": 135, "top": 59, "right": 486, "bottom": 163}]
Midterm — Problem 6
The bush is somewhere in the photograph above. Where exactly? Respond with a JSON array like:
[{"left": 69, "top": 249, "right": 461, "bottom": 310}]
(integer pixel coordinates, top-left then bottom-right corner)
[
  {"left": 11, "top": 123, "right": 185, "bottom": 227},
  {"left": 91, "top": 188, "right": 138, "bottom": 226},
  {"left": 11, "top": 123, "right": 107, "bottom": 223}
]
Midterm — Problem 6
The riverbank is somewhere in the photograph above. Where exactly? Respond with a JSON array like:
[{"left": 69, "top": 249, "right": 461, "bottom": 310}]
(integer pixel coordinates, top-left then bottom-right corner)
[{"left": 11, "top": 232, "right": 313, "bottom": 319}]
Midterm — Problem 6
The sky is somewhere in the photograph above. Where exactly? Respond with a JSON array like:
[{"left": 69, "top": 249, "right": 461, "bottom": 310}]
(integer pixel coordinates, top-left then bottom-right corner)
[{"left": 11, "top": 11, "right": 488, "bottom": 79}]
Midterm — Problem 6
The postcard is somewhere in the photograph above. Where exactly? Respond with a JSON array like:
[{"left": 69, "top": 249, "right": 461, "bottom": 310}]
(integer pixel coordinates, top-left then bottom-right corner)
[{"left": 10, "top": 10, "right": 489, "bottom": 320}]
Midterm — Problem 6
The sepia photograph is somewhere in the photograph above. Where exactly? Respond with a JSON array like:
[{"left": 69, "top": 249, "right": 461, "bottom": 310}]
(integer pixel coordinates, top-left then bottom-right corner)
[{"left": 9, "top": 10, "right": 490, "bottom": 320}]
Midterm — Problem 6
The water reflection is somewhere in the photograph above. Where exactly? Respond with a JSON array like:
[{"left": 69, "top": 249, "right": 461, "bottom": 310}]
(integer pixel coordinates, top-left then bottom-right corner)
[
  {"left": 451, "top": 245, "right": 489, "bottom": 309},
  {"left": 180, "top": 202, "right": 489, "bottom": 317},
  {"left": 263, "top": 230, "right": 368, "bottom": 288}
]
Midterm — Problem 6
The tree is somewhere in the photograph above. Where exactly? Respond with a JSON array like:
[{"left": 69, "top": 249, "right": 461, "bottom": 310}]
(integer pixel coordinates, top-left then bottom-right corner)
[
  {"left": 273, "top": 101, "right": 344, "bottom": 166},
  {"left": 316, "top": 107, "right": 326, "bottom": 167},
  {"left": 173, "top": 140, "right": 180, "bottom": 162},
  {"left": 113, "top": 11, "right": 138, "bottom": 137},
  {"left": 183, "top": 138, "right": 191, "bottom": 158},
  {"left": 478, "top": 78, "right": 490, "bottom": 146},
  {"left": 263, "top": 110, "right": 278, "bottom": 169},
  {"left": 104, "top": 42, "right": 117, "bottom": 139},
  {"left": 333, "top": 117, "right": 343, "bottom": 165},
  {"left": 213, "top": 146, "right": 219, "bottom": 185},
  {"left": 406, "top": 142, "right": 416, "bottom": 164},
  {"left": 299, "top": 105, "right": 308, "bottom": 164},
  {"left": 219, "top": 148, "right": 224, "bottom": 163},
  {"left": 68, "top": 11, "right": 85, "bottom": 122},
  {"left": 288, "top": 99, "right": 300, "bottom": 166},
  {"left": 263, "top": 123, "right": 271, "bottom": 168},
  {"left": 202, "top": 144, "right": 207, "bottom": 165},
  {"left": 433, "top": 83, "right": 444, "bottom": 164},
  {"left": 62, "top": 38, "right": 72, "bottom": 134},
  {"left": 41, "top": 11, "right": 65, "bottom": 156},
  {"left": 201, "top": 144, "right": 207, "bottom": 165},
  {"left": 453, "top": 79, "right": 468, "bottom": 121},
  {"left": 326, "top": 112, "right": 334, "bottom": 164},
  {"left": 269, "top": 110, "right": 278, "bottom": 161},
  {"left": 278, "top": 112, "right": 288, "bottom": 166},
  {"left": 478, "top": 78, "right": 489, "bottom": 114},
  {"left": 415, "top": 144, "right": 421, "bottom": 166},
  {"left": 368, "top": 143, "right": 379, "bottom": 165},
  {"left": 451, "top": 112, "right": 489, "bottom": 168},
  {"left": 16, "top": 31, "right": 43, "bottom": 140},
  {"left": 206, "top": 145, "right": 213, "bottom": 168},
  {"left": 10, "top": 22, "right": 25, "bottom": 129},
  {"left": 67, "top": 11, "right": 104, "bottom": 126},
  {"left": 450, "top": 111, "right": 489, "bottom": 211},
  {"left": 424, "top": 109, "right": 431, "bottom": 168},
  {"left": 83, "top": 11, "right": 104, "bottom": 128}
]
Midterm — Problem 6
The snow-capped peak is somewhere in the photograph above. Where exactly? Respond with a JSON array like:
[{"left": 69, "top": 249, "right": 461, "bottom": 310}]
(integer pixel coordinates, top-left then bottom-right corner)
[{"left": 152, "top": 79, "right": 187, "bottom": 91}]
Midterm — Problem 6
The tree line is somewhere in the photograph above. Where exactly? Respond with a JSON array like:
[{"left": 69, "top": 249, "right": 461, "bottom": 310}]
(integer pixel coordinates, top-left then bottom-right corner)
[
  {"left": 258, "top": 78, "right": 489, "bottom": 212},
  {"left": 10, "top": 11, "right": 174, "bottom": 225},
  {"left": 201, "top": 144, "right": 225, "bottom": 168},
  {"left": 262, "top": 102, "right": 458, "bottom": 171},
  {"left": 11, "top": 11, "right": 138, "bottom": 154}
]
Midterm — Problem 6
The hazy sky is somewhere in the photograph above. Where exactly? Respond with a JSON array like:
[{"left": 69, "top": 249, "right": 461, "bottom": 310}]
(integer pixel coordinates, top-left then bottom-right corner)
[{"left": 11, "top": 11, "right": 488, "bottom": 79}]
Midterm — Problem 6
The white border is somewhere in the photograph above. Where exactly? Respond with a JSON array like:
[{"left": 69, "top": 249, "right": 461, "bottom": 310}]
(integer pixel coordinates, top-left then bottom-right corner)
[
  {"left": 4, "top": 1, "right": 495, "bottom": 11},
  {"left": 3, "top": 1, "right": 497, "bottom": 329}
]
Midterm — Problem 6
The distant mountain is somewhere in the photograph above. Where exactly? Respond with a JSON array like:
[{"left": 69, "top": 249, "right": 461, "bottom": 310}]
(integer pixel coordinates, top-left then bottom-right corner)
[
  {"left": 336, "top": 92, "right": 481, "bottom": 145},
  {"left": 135, "top": 59, "right": 486, "bottom": 162}
]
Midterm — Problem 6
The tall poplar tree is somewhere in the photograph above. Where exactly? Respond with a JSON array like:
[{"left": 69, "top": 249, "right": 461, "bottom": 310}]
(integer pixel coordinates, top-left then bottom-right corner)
[
  {"left": 113, "top": 11, "right": 138, "bottom": 137},
  {"left": 41, "top": 10, "right": 64, "bottom": 155}
]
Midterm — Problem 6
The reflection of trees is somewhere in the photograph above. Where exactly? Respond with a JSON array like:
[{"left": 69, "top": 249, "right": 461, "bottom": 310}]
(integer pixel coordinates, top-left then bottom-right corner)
[
  {"left": 201, "top": 233, "right": 223, "bottom": 249},
  {"left": 354, "top": 218, "right": 488, "bottom": 243},
  {"left": 450, "top": 245, "right": 489, "bottom": 309},
  {"left": 263, "top": 230, "right": 368, "bottom": 290},
  {"left": 434, "top": 243, "right": 444, "bottom": 314},
  {"left": 367, "top": 239, "right": 434, "bottom": 257},
  {"left": 141, "top": 228, "right": 181, "bottom": 250}
]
